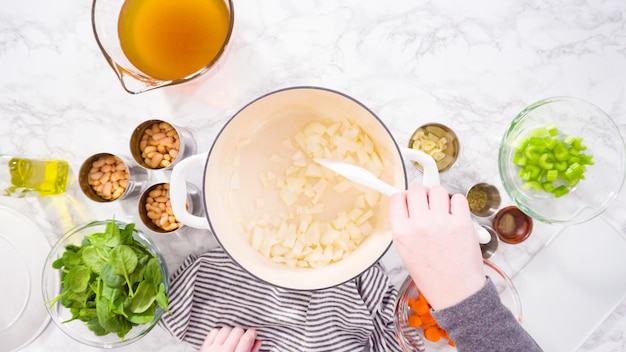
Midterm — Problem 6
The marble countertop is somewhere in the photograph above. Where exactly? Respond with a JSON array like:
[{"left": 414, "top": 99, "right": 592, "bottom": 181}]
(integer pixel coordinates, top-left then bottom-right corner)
[{"left": 1, "top": 0, "right": 625, "bottom": 351}]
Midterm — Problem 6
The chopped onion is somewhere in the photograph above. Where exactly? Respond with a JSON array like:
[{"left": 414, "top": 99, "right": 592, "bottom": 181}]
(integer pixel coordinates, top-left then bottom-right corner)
[{"left": 240, "top": 120, "right": 385, "bottom": 268}]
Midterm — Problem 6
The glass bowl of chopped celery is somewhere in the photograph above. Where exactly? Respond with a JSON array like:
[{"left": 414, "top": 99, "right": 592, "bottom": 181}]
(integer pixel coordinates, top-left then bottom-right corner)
[
  {"left": 42, "top": 220, "right": 170, "bottom": 348},
  {"left": 499, "top": 97, "right": 626, "bottom": 224}
]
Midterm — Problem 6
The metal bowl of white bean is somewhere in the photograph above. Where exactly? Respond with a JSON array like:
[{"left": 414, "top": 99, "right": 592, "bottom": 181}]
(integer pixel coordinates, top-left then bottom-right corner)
[
  {"left": 78, "top": 153, "right": 149, "bottom": 202},
  {"left": 138, "top": 182, "right": 202, "bottom": 234},
  {"left": 130, "top": 119, "right": 196, "bottom": 170}
]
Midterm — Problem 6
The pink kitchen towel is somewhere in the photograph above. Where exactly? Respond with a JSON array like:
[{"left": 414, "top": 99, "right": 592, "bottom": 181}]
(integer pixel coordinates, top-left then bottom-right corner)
[{"left": 159, "top": 247, "right": 422, "bottom": 352}]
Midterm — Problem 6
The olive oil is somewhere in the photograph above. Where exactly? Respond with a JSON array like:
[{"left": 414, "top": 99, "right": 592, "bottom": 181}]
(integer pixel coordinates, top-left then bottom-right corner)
[{"left": 2, "top": 157, "right": 69, "bottom": 197}]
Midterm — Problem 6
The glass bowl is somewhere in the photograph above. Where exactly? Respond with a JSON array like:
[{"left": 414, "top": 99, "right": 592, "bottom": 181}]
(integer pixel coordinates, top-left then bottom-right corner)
[
  {"left": 42, "top": 220, "right": 169, "bottom": 348},
  {"left": 492, "top": 206, "right": 533, "bottom": 244},
  {"left": 394, "top": 260, "right": 522, "bottom": 351},
  {"left": 499, "top": 97, "right": 626, "bottom": 224}
]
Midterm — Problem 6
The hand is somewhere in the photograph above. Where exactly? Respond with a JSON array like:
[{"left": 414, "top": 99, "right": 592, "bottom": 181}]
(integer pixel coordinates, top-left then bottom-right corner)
[
  {"left": 200, "top": 326, "right": 262, "bottom": 352},
  {"left": 389, "top": 184, "right": 486, "bottom": 310}
]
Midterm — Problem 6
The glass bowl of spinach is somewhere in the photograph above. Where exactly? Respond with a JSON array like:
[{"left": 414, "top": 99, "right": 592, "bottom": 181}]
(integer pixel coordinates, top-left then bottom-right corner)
[{"left": 42, "top": 219, "right": 170, "bottom": 348}]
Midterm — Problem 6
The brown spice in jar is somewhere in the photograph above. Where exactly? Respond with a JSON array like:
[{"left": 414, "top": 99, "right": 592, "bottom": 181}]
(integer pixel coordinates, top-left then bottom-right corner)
[
  {"left": 467, "top": 187, "right": 487, "bottom": 212},
  {"left": 497, "top": 213, "right": 516, "bottom": 235}
]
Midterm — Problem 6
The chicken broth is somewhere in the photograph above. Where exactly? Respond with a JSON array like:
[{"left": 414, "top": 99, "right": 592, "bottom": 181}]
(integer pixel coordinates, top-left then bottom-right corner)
[{"left": 118, "top": 0, "right": 230, "bottom": 81}]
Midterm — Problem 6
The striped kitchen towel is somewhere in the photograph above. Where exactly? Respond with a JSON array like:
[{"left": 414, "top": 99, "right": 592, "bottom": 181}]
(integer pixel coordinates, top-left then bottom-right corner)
[{"left": 159, "top": 247, "right": 420, "bottom": 352}]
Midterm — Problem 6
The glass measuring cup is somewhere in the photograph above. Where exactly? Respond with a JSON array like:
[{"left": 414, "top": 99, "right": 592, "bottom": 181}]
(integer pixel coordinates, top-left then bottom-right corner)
[{"left": 91, "top": 0, "right": 234, "bottom": 94}]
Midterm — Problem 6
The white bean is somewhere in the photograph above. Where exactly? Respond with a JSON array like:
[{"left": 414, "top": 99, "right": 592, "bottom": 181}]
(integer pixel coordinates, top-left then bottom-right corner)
[
  {"left": 137, "top": 121, "right": 181, "bottom": 169},
  {"left": 86, "top": 155, "right": 129, "bottom": 201},
  {"left": 143, "top": 183, "right": 183, "bottom": 232}
]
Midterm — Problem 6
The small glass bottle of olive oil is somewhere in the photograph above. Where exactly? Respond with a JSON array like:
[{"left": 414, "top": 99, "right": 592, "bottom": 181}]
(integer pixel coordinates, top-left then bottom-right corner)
[{"left": 0, "top": 155, "right": 69, "bottom": 197}]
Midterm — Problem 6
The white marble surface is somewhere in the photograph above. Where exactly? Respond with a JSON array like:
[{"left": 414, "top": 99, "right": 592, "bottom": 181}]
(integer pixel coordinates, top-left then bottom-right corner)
[{"left": 1, "top": 0, "right": 625, "bottom": 351}]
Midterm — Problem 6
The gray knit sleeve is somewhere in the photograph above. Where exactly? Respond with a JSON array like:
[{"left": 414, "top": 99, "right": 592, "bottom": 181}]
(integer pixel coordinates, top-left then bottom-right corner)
[{"left": 432, "top": 278, "right": 542, "bottom": 352}]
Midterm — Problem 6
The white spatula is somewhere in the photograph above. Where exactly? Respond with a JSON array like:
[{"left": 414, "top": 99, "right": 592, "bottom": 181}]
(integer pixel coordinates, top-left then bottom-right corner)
[{"left": 314, "top": 148, "right": 491, "bottom": 244}]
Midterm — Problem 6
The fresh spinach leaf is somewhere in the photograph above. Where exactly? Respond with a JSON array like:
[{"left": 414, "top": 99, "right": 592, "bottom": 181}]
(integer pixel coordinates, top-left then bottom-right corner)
[
  {"left": 112, "top": 295, "right": 131, "bottom": 318},
  {"left": 144, "top": 258, "right": 162, "bottom": 289},
  {"left": 132, "top": 246, "right": 151, "bottom": 270},
  {"left": 86, "top": 232, "right": 106, "bottom": 247},
  {"left": 128, "top": 264, "right": 146, "bottom": 288},
  {"left": 82, "top": 246, "right": 108, "bottom": 274},
  {"left": 52, "top": 257, "right": 64, "bottom": 269},
  {"left": 116, "top": 318, "right": 132, "bottom": 340},
  {"left": 60, "top": 246, "right": 83, "bottom": 269},
  {"left": 104, "top": 220, "right": 121, "bottom": 247},
  {"left": 119, "top": 223, "right": 135, "bottom": 245},
  {"left": 102, "top": 285, "right": 123, "bottom": 306},
  {"left": 86, "top": 318, "right": 108, "bottom": 336},
  {"left": 109, "top": 245, "right": 138, "bottom": 276},
  {"left": 127, "top": 304, "right": 156, "bottom": 325},
  {"left": 155, "top": 283, "right": 170, "bottom": 314},
  {"left": 67, "top": 266, "right": 91, "bottom": 293},
  {"left": 129, "top": 281, "right": 156, "bottom": 314},
  {"left": 109, "top": 245, "right": 138, "bottom": 295},
  {"left": 78, "top": 307, "right": 98, "bottom": 322},
  {"left": 101, "top": 262, "right": 125, "bottom": 288}
]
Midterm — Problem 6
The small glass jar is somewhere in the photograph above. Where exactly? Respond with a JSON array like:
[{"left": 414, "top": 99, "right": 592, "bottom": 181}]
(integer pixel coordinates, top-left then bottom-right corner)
[
  {"left": 0, "top": 155, "right": 69, "bottom": 197},
  {"left": 493, "top": 206, "right": 534, "bottom": 244}
]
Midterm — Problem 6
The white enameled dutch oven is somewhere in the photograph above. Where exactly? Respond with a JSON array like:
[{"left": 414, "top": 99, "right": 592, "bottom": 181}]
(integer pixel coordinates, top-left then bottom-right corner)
[{"left": 170, "top": 86, "right": 408, "bottom": 290}]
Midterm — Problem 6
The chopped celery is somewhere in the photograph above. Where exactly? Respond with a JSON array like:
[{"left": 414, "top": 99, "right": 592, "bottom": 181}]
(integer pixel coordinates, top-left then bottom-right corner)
[
  {"left": 546, "top": 123, "right": 558, "bottom": 136},
  {"left": 553, "top": 144, "right": 569, "bottom": 161},
  {"left": 522, "top": 181, "right": 542, "bottom": 192},
  {"left": 513, "top": 154, "right": 527, "bottom": 166},
  {"left": 581, "top": 155, "right": 594, "bottom": 165},
  {"left": 546, "top": 169, "right": 558, "bottom": 182},
  {"left": 510, "top": 124, "right": 593, "bottom": 197},
  {"left": 542, "top": 181, "right": 555, "bottom": 192},
  {"left": 544, "top": 137, "right": 558, "bottom": 150},
  {"left": 564, "top": 162, "right": 583, "bottom": 180},
  {"left": 538, "top": 154, "right": 554, "bottom": 170},
  {"left": 524, "top": 145, "right": 542, "bottom": 161},
  {"left": 528, "top": 127, "right": 548, "bottom": 138},
  {"left": 554, "top": 161, "right": 568, "bottom": 171},
  {"left": 552, "top": 185, "right": 570, "bottom": 198},
  {"left": 572, "top": 138, "right": 586, "bottom": 150}
]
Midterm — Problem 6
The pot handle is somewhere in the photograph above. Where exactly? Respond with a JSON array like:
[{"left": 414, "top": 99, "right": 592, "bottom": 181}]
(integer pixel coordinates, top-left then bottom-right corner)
[
  {"left": 399, "top": 147, "right": 440, "bottom": 187},
  {"left": 399, "top": 147, "right": 491, "bottom": 244},
  {"left": 170, "top": 152, "right": 210, "bottom": 229}
]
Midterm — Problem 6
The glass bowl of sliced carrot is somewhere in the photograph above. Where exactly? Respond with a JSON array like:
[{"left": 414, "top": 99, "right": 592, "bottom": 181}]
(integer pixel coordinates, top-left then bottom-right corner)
[{"left": 394, "top": 259, "right": 522, "bottom": 351}]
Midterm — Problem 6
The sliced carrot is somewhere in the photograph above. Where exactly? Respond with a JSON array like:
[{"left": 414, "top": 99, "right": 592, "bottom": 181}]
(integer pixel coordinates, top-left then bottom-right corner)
[
  {"left": 423, "top": 326, "right": 442, "bottom": 342},
  {"left": 420, "top": 313, "right": 436, "bottom": 327},
  {"left": 407, "top": 314, "right": 423, "bottom": 327},
  {"left": 406, "top": 290, "right": 455, "bottom": 346},
  {"left": 410, "top": 296, "right": 430, "bottom": 315}
]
